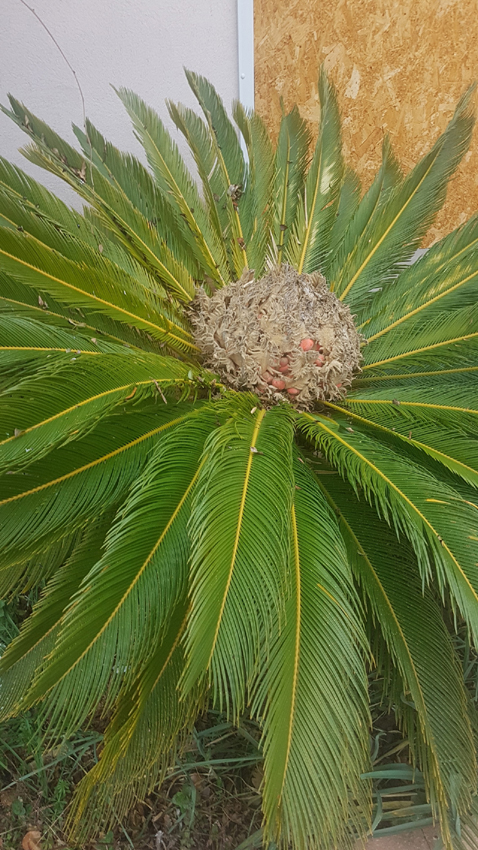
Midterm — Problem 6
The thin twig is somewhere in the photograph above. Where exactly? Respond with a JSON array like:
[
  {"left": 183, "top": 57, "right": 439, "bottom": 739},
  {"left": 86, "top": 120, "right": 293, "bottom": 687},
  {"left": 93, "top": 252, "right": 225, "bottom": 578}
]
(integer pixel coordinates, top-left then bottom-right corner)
[
  {"left": 19, "top": 0, "right": 86, "bottom": 128},
  {"left": 18, "top": 0, "right": 94, "bottom": 184}
]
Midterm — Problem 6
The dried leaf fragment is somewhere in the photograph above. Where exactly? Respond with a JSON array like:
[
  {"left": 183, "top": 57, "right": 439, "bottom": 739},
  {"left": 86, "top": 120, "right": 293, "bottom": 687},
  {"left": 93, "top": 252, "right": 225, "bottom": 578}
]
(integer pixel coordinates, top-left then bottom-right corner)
[{"left": 22, "top": 831, "right": 41, "bottom": 850}]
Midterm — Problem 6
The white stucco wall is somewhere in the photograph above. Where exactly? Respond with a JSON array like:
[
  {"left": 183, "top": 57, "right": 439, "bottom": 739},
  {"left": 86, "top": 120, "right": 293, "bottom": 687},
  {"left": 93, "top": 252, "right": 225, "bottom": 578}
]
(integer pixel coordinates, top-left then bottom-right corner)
[{"left": 0, "top": 0, "right": 239, "bottom": 204}]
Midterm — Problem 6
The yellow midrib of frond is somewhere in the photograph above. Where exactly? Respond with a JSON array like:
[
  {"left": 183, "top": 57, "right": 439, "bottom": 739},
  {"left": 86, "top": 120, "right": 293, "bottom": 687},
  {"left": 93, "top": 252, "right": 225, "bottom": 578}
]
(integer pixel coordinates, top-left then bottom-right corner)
[
  {"left": 356, "top": 366, "right": 478, "bottom": 382},
  {"left": 137, "top": 123, "right": 227, "bottom": 285},
  {"left": 344, "top": 398, "right": 478, "bottom": 415},
  {"left": 276, "top": 502, "right": 301, "bottom": 807},
  {"left": 297, "top": 147, "right": 323, "bottom": 274},
  {"left": 0, "top": 294, "right": 144, "bottom": 350},
  {"left": 364, "top": 332, "right": 478, "bottom": 369},
  {"left": 205, "top": 408, "right": 265, "bottom": 670},
  {"left": 366, "top": 274, "right": 478, "bottom": 342},
  {"left": 324, "top": 401, "right": 478, "bottom": 487},
  {"left": 1, "top": 346, "right": 99, "bottom": 354}
]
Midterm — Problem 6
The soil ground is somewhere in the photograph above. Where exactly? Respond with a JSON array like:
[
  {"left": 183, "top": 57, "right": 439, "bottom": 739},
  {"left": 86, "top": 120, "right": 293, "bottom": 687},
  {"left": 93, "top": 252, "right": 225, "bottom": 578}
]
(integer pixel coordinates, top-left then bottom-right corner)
[{"left": 360, "top": 827, "right": 440, "bottom": 850}]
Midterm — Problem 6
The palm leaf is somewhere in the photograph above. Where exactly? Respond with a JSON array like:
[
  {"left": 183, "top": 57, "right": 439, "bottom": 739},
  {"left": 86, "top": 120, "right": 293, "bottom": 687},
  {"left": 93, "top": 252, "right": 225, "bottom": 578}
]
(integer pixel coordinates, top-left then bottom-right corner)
[
  {"left": 362, "top": 304, "right": 478, "bottom": 377},
  {"left": 0, "top": 533, "right": 78, "bottom": 598},
  {"left": 328, "top": 135, "right": 401, "bottom": 289},
  {"left": 232, "top": 102, "right": 275, "bottom": 276},
  {"left": 0, "top": 403, "right": 196, "bottom": 567},
  {"left": 324, "top": 166, "right": 361, "bottom": 273},
  {"left": 361, "top": 217, "right": 478, "bottom": 340},
  {"left": 166, "top": 100, "right": 231, "bottom": 282},
  {"left": 332, "top": 88, "right": 475, "bottom": 306},
  {"left": 0, "top": 270, "right": 157, "bottom": 352},
  {"left": 19, "top": 408, "right": 216, "bottom": 736},
  {"left": 1, "top": 95, "right": 89, "bottom": 180},
  {"left": 0, "top": 315, "right": 124, "bottom": 390},
  {"left": 3, "top": 102, "right": 200, "bottom": 303},
  {"left": 0, "top": 516, "right": 111, "bottom": 720},
  {"left": 299, "top": 412, "right": 478, "bottom": 639},
  {"left": 67, "top": 599, "right": 200, "bottom": 841},
  {"left": 272, "top": 106, "right": 310, "bottom": 265},
  {"left": 71, "top": 128, "right": 199, "bottom": 302},
  {"left": 0, "top": 226, "right": 196, "bottom": 352},
  {"left": 183, "top": 402, "right": 294, "bottom": 715},
  {"left": 116, "top": 87, "right": 228, "bottom": 285},
  {"left": 0, "top": 156, "right": 96, "bottom": 244},
  {"left": 0, "top": 348, "right": 198, "bottom": 471},
  {"left": 252, "top": 455, "right": 370, "bottom": 850},
  {"left": 185, "top": 70, "right": 249, "bottom": 276},
  {"left": 318, "top": 472, "right": 476, "bottom": 845},
  {"left": 287, "top": 67, "right": 343, "bottom": 274},
  {"left": 333, "top": 382, "right": 478, "bottom": 488}
]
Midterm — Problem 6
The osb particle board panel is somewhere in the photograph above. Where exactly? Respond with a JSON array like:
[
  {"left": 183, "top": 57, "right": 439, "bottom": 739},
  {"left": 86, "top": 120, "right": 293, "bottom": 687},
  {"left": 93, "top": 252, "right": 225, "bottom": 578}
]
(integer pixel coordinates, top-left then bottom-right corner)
[{"left": 255, "top": 0, "right": 478, "bottom": 244}]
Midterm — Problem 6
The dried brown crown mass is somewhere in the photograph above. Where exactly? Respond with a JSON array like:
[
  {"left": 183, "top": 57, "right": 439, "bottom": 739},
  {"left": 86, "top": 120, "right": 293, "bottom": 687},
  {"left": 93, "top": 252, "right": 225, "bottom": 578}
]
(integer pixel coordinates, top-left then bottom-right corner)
[{"left": 190, "top": 264, "right": 362, "bottom": 409}]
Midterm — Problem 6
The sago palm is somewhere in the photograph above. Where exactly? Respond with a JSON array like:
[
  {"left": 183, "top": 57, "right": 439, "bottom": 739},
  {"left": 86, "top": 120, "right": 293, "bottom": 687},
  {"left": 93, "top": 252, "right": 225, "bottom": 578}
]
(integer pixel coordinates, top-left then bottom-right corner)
[{"left": 1, "top": 68, "right": 478, "bottom": 849}]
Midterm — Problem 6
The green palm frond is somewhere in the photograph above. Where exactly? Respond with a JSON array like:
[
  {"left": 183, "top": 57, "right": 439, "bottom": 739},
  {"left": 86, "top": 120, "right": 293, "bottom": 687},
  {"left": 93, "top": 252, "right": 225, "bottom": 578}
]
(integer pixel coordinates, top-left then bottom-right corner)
[
  {"left": 0, "top": 314, "right": 122, "bottom": 389},
  {"left": 360, "top": 217, "right": 478, "bottom": 340},
  {"left": 0, "top": 226, "right": 196, "bottom": 352},
  {"left": 361, "top": 211, "right": 478, "bottom": 331},
  {"left": 252, "top": 455, "right": 370, "bottom": 850},
  {"left": 183, "top": 402, "right": 294, "bottom": 714},
  {"left": 318, "top": 472, "right": 476, "bottom": 847},
  {"left": 328, "top": 135, "right": 402, "bottom": 287},
  {"left": 362, "top": 304, "right": 478, "bottom": 377},
  {"left": 286, "top": 67, "right": 343, "bottom": 274},
  {"left": 2, "top": 66, "right": 478, "bottom": 850},
  {"left": 0, "top": 402, "right": 196, "bottom": 567},
  {"left": 333, "top": 383, "right": 478, "bottom": 488},
  {"left": 19, "top": 409, "right": 214, "bottom": 739},
  {"left": 0, "top": 270, "right": 156, "bottom": 352},
  {"left": 232, "top": 102, "right": 275, "bottom": 276},
  {"left": 185, "top": 69, "right": 249, "bottom": 276},
  {"left": 67, "top": 599, "right": 200, "bottom": 841},
  {"left": 0, "top": 516, "right": 110, "bottom": 720},
  {"left": 298, "top": 413, "right": 478, "bottom": 640},
  {"left": 0, "top": 533, "right": 78, "bottom": 598},
  {"left": 0, "top": 156, "right": 94, "bottom": 242},
  {"left": 117, "top": 86, "right": 230, "bottom": 285},
  {"left": 273, "top": 105, "right": 310, "bottom": 264},
  {"left": 0, "top": 347, "right": 199, "bottom": 470},
  {"left": 1, "top": 95, "right": 89, "bottom": 180},
  {"left": 332, "top": 87, "right": 475, "bottom": 306},
  {"left": 325, "top": 166, "right": 361, "bottom": 271},
  {"left": 166, "top": 99, "right": 232, "bottom": 279},
  {"left": 3, "top": 100, "right": 202, "bottom": 303}
]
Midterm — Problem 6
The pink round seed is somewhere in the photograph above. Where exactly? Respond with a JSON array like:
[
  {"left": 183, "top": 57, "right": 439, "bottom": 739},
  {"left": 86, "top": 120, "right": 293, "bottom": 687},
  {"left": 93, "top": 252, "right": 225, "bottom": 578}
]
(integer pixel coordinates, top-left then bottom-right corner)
[
  {"left": 280, "top": 356, "right": 289, "bottom": 366},
  {"left": 272, "top": 378, "right": 286, "bottom": 390},
  {"left": 315, "top": 354, "right": 325, "bottom": 366},
  {"left": 300, "top": 338, "right": 315, "bottom": 351},
  {"left": 287, "top": 387, "right": 300, "bottom": 396},
  {"left": 279, "top": 364, "right": 290, "bottom": 373},
  {"left": 262, "top": 371, "right": 273, "bottom": 384}
]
